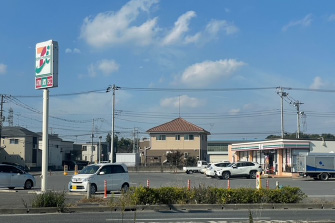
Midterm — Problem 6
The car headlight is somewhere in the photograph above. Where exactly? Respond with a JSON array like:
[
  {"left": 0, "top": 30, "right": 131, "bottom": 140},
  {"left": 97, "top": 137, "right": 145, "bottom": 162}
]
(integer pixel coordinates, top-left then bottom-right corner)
[{"left": 82, "top": 178, "right": 91, "bottom": 182}]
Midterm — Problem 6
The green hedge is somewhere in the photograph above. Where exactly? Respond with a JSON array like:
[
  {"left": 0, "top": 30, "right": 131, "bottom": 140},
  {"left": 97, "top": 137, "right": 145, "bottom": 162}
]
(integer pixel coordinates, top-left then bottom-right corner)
[{"left": 128, "top": 186, "right": 306, "bottom": 205}]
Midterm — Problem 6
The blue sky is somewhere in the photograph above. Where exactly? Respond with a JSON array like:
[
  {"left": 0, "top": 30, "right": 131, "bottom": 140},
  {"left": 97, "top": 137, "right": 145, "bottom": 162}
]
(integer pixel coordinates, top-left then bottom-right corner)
[{"left": 1, "top": 0, "right": 335, "bottom": 143}]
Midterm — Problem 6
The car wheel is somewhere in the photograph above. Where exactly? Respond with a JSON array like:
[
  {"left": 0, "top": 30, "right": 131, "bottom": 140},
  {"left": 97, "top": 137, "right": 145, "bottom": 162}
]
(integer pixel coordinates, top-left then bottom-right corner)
[
  {"left": 90, "top": 184, "right": 97, "bottom": 194},
  {"left": 121, "top": 183, "right": 129, "bottom": 193},
  {"left": 24, "top": 180, "right": 33, "bottom": 189},
  {"left": 222, "top": 172, "right": 230, "bottom": 180},
  {"left": 320, "top": 173, "right": 329, "bottom": 181},
  {"left": 249, "top": 171, "right": 257, "bottom": 179}
]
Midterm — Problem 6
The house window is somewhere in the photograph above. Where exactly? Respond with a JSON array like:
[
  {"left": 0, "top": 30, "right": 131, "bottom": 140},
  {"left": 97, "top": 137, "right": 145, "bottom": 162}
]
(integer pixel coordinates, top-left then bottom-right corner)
[
  {"left": 175, "top": 135, "right": 180, "bottom": 140},
  {"left": 82, "top": 146, "right": 87, "bottom": 151},
  {"left": 184, "top": 134, "right": 194, "bottom": 141},
  {"left": 10, "top": 139, "right": 19, "bottom": 144},
  {"left": 156, "top": 135, "right": 166, "bottom": 141}
]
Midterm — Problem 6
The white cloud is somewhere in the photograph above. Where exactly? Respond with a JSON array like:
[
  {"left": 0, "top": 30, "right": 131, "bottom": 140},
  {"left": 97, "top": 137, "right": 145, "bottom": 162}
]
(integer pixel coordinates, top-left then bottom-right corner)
[
  {"left": 229, "top": 108, "right": 240, "bottom": 115},
  {"left": 328, "top": 14, "right": 335, "bottom": 22},
  {"left": 162, "top": 11, "right": 196, "bottom": 45},
  {"left": 80, "top": 0, "right": 159, "bottom": 48},
  {"left": 162, "top": 14, "right": 238, "bottom": 45},
  {"left": 205, "top": 20, "right": 238, "bottom": 36},
  {"left": 73, "top": 48, "right": 81, "bottom": 53},
  {"left": 88, "top": 64, "right": 97, "bottom": 78},
  {"left": 65, "top": 48, "right": 81, "bottom": 54},
  {"left": 97, "top": 60, "right": 119, "bottom": 76},
  {"left": 0, "top": 63, "right": 7, "bottom": 75},
  {"left": 282, "top": 14, "right": 313, "bottom": 32},
  {"left": 87, "top": 60, "right": 120, "bottom": 77},
  {"left": 160, "top": 95, "right": 203, "bottom": 108},
  {"left": 180, "top": 59, "right": 246, "bottom": 87},
  {"left": 310, "top": 76, "right": 326, "bottom": 89}
]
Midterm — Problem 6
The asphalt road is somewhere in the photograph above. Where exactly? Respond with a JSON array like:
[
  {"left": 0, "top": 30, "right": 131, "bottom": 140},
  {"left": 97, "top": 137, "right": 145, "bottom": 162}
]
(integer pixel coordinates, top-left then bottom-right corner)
[{"left": 1, "top": 209, "right": 335, "bottom": 222}]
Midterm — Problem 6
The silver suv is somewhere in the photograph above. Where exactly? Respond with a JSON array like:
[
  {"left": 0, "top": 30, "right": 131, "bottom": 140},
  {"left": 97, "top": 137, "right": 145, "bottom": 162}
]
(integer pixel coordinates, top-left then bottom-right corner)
[
  {"left": 68, "top": 163, "right": 130, "bottom": 194},
  {"left": 216, "top": 161, "right": 262, "bottom": 179}
]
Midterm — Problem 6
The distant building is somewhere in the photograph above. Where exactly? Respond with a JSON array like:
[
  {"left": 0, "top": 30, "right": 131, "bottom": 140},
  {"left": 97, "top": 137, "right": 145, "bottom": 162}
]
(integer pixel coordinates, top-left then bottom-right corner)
[
  {"left": 0, "top": 126, "right": 40, "bottom": 169},
  {"left": 146, "top": 118, "right": 210, "bottom": 165},
  {"left": 81, "top": 141, "right": 108, "bottom": 163},
  {"left": 228, "top": 138, "right": 335, "bottom": 177},
  {"left": 207, "top": 140, "right": 247, "bottom": 162}
]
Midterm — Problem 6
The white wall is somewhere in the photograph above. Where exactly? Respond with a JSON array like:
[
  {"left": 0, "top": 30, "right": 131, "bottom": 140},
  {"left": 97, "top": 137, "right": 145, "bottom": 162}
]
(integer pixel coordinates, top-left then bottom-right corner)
[
  {"left": 310, "top": 140, "right": 335, "bottom": 153},
  {"left": 116, "top": 153, "right": 140, "bottom": 167}
]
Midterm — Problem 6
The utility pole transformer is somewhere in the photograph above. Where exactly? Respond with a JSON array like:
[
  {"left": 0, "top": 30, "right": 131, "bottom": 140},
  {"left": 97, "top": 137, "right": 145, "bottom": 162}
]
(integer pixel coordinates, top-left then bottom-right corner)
[
  {"left": 277, "top": 88, "right": 288, "bottom": 139},
  {"left": 294, "top": 101, "right": 304, "bottom": 139}
]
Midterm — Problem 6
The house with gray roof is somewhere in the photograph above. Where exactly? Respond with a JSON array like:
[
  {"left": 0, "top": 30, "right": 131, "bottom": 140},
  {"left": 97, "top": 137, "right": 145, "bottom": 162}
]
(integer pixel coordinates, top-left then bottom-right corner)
[{"left": 0, "top": 126, "right": 40, "bottom": 169}]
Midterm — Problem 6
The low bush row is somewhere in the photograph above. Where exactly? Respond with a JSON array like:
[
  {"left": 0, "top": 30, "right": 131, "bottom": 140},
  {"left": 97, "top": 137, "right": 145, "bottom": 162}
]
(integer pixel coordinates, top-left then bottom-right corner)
[
  {"left": 30, "top": 186, "right": 306, "bottom": 208},
  {"left": 128, "top": 186, "right": 306, "bottom": 205}
]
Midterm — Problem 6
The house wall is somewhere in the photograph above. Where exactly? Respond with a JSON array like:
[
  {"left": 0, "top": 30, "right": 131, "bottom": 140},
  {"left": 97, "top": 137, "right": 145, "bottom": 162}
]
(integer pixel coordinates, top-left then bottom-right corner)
[
  {"left": 39, "top": 139, "right": 63, "bottom": 170},
  {"left": 2, "top": 137, "right": 27, "bottom": 166},
  {"left": 147, "top": 133, "right": 204, "bottom": 163},
  {"left": 150, "top": 133, "right": 201, "bottom": 150},
  {"left": 81, "top": 143, "right": 107, "bottom": 163}
]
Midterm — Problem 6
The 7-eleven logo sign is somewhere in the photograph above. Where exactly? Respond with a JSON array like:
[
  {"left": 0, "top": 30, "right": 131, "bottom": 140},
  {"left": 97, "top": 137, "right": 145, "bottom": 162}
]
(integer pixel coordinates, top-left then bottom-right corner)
[
  {"left": 35, "top": 40, "right": 58, "bottom": 89},
  {"left": 36, "top": 43, "right": 51, "bottom": 76}
]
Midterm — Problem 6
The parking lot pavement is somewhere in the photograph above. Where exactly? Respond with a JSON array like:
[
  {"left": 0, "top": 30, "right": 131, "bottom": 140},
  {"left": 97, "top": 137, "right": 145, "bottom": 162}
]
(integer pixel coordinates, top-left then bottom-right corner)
[{"left": 2, "top": 171, "right": 335, "bottom": 210}]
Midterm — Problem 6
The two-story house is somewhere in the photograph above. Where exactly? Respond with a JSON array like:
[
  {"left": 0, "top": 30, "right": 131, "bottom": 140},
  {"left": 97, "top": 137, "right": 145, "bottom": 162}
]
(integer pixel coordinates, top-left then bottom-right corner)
[
  {"left": 146, "top": 118, "right": 210, "bottom": 165},
  {"left": 0, "top": 126, "right": 40, "bottom": 169}
]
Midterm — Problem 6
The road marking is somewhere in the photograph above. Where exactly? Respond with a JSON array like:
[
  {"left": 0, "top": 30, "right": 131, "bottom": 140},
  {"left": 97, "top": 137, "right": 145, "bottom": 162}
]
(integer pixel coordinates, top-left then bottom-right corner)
[
  {"left": 106, "top": 217, "right": 271, "bottom": 221},
  {"left": 0, "top": 189, "right": 17, "bottom": 193}
]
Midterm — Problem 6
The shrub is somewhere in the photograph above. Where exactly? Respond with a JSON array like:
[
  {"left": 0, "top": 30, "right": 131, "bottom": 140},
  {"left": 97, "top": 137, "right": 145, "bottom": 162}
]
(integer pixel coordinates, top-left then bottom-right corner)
[
  {"left": 32, "top": 191, "right": 66, "bottom": 211},
  {"left": 125, "top": 186, "right": 306, "bottom": 205}
]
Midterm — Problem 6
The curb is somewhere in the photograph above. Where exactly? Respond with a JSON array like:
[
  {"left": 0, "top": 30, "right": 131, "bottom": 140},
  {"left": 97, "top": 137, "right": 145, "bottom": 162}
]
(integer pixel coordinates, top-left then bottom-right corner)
[{"left": 1, "top": 203, "right": 334, "bottom": 215}]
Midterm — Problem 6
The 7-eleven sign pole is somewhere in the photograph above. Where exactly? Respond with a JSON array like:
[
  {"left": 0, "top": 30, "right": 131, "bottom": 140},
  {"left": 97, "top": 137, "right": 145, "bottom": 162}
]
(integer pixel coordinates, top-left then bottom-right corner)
[
  {"left": 36, "top": 40, "right": 58, "bottom": 193},
  {"left": 41, "top": 89, "right": 49, "bottom": 192}
]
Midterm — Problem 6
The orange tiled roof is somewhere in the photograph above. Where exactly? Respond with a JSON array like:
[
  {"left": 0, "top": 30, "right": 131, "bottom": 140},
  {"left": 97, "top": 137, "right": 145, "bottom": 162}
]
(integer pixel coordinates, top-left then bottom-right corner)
[{"left": 147, "top": 118, "right": 210, "bottom": 134}]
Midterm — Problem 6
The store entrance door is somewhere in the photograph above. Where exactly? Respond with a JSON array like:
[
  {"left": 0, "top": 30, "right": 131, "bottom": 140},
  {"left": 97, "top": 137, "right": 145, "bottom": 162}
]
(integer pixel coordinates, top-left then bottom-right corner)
[
  {"left": 268, "top": 153, "right": 275, "bottom": 174},
  {"left": 265, "top": 152, "right": 275, "bottom": 174}
]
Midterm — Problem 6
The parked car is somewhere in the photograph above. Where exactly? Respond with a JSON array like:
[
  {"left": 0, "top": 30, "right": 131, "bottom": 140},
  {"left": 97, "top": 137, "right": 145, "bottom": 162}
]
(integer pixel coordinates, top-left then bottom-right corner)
[
  {"left": 216, "top": 161, "right": 262, "bottom": 179},
  {"left": 68, "top": 163, "right": 130, "bottom": 194},
  {"left": 200, "top": 163, "right": 211, "bottom": 174},
  {"left": 0, "top": 164, "right": 36, "bottom": 189},
  {"left": 2, "top": 162, "right": 29, "bottom": 172},
  {"left": 205, "top": 161, "right": 230, "bottom": 177}
]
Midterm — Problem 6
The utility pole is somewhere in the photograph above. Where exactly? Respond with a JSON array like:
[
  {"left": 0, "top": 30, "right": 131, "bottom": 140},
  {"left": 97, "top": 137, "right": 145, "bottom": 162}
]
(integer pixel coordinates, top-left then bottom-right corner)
[
  {"left": 98, "top": 136, "right": 102, "bottom": 163},
  {"left": 294, "top": 101, "right": 304, "bottom": 139},
  {"left": 91, "top": 119, "right": 94, "bottom": 163},
  {"left": 277, "top": 87, "right": 288, "bottom": 139},
  {"left": 0, "top": 95, "right": 4, "bottom": 148},
  {"left": 106, "top": 84, "right": 120, "bottom": 163}
]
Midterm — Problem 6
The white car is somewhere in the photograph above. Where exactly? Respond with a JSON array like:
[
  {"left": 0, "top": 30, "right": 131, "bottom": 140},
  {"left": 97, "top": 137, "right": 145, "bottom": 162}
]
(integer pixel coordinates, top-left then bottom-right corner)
[
  {"left": 205, "top": 161, "right": 230, "bottom": 177},
  {"left": 216, "top": 161, "right": 262, "bottom": 179},
  {"left": 200, "top": 163, "right": 211, "bottom": 174},
  {"left": 68, "top": 163, "right": 130, "bottom": 194},
  {"left": 0, "top": 164, "right": 36, "bottom": 189}
]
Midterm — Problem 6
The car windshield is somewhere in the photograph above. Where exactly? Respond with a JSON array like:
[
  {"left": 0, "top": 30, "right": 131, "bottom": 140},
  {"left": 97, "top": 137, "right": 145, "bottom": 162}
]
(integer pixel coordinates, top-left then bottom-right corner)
[{"left": 79, "top": 165, "right": 100, "bottom": 174}]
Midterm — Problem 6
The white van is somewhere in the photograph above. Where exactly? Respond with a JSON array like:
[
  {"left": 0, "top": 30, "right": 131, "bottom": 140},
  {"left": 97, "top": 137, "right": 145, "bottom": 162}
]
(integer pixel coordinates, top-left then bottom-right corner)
[{"left": 68, "top": 163, "right": 129, "bottom": 194}]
